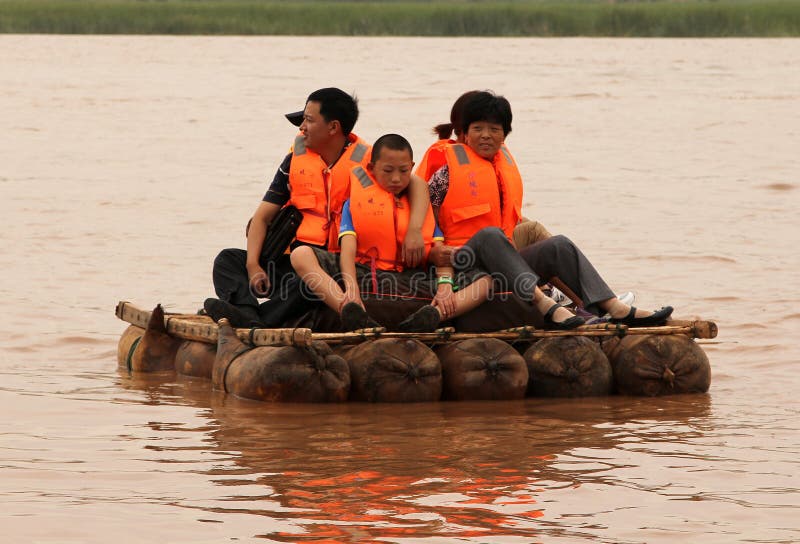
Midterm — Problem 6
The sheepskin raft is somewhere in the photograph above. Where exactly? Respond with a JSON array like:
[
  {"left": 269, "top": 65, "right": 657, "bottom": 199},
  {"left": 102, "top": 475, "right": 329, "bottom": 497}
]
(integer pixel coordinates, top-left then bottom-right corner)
[
  {"left": 117, "top": 305, "right": 180, "bottom": 373},
  {"left": 602, "top": 334, "right": 712, "bottom": 396},
  {"left": 212, "top": 319, "right": 349, "bottom": 403},
  {"left": 524, "top": 337, "right": 613, "bottom": 397},
  {"left": 115, "top": 301, "right": 716, "bottom": 401},
  {"left": 336, "top": 339, "right": 442, "bottom": 402},
  {"left": 436, "top": 338, "right": 528, "bottom": 401}
]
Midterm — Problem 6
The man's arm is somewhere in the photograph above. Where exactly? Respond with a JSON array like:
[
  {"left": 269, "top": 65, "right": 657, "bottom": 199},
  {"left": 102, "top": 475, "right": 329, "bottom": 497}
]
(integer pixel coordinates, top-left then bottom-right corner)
[
  {"left": 246, "top": 201, "right": 282, "bottom": 297},
  {"left": 246, "top": 153, "right": 293, "bottom": 296}
]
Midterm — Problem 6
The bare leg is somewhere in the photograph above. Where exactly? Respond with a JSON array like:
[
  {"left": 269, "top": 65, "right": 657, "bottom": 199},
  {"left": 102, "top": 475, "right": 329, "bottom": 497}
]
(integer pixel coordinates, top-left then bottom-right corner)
[
  {"left": 439, "top": 276, "right": 492, "bottom": 319},
  {"left": 598, "top": 298, "right": 654, "bottom": 319},
  {"left": 598, "top": 297, "right": 625, "bottom": 317},
  {"left": 289, "top": 246, "right": 346, "bottom": 313},
  {"left": 443, "top": 276, "right": 578, "bottom": 322},
  {"left": 399, "top": 276, "right": 493, "bottom": 333}
]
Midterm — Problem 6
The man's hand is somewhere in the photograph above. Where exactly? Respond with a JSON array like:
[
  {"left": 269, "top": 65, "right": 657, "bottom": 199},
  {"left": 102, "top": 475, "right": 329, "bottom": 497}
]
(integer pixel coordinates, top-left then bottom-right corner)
[
  {"left": 402, "top": 227, "right": 425, "bottom": 268},
  {"left": 247, "top": 265, "right": 270, "bottom": 298}
]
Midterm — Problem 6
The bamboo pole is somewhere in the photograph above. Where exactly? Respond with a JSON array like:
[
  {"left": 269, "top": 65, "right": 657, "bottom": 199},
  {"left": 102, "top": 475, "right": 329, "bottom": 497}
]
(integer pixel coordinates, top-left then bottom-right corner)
[
  {"left": 310, "top": 324, "right": 706, "bottom": 345},
  {"left": 116, "top": 301, "right": 717, "bottom": 348},
  {"left": 666, "top": 319, "right": 718, "bottom": 339}
]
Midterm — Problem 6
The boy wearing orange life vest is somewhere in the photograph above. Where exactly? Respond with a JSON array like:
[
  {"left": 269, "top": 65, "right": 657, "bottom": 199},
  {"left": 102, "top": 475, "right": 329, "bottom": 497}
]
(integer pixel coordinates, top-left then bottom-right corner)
[
  {"left": 205, "top": 88, "right": 431, "bottom": 329},
  {"left": 427, "top": 91, "right": 674, "bottom": 328},
  {"left": 290, "top": 134, "right": 493, "bottom": 332}
]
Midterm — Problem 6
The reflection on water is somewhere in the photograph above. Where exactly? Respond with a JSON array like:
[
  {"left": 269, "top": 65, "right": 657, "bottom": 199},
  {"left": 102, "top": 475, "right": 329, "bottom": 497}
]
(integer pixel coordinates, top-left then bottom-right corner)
[
  {"left": 118, "top": 374, "right": 730, "bottom": 542},
  {"left": 2, "top": 35, "right": 799, "bottom": 543}
]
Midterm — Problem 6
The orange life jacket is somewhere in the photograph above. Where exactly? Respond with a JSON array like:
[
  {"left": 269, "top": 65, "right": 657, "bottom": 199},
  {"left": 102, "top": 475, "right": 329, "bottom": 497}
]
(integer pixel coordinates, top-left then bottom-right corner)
[
  {"left": 414, "top": 138, "right": 455, "bottom": 182},
  {"left": 438, "top": 143, "right": 523, "bottom": 245},
  {"left": 287, "top": 133, "right": 371, "bottom": 250},
  {"left": 348, "top": 166, "right": 437, "bottom": 272}
]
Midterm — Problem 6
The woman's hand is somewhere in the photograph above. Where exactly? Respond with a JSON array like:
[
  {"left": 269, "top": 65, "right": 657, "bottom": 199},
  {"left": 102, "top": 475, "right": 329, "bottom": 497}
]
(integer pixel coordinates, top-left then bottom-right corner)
[
  {"left": 432, "top": 282, "right": 456, "bottom": 320},
  {"left": 428, "top": 244, "right": 455, "bottom": 268}
]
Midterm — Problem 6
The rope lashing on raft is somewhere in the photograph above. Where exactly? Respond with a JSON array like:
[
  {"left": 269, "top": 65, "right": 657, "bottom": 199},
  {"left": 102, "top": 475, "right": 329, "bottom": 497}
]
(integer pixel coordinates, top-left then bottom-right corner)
[
  {"left": 125, "top": 336, "right": 142, "bottom": 373},
  {"left": 247, "top": 326, "right": 307, "bottom": 347},
  {"left": 293, "top": 327, "right": 307, "bottom": 347},
  {"left": 304, "top": 343, "right": 326, "bottom": 372},
  {"left": 218, "top": 345, "right": 254, "bottom": 394},
  {"left": 500, "top": 326, "right": 536, "bottom": 342},
  {"left": 431, "top": 327, "right": 454, "bottom": 345}
]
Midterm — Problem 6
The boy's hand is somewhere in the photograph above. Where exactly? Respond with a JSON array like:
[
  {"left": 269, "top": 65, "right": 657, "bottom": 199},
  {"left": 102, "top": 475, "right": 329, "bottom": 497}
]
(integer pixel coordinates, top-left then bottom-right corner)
[
  {"left": 432, "top": 283, "right": 456, "bottom": 320},
  {"left": 402, "top": 227, "right": 425, "bottom": 268}
]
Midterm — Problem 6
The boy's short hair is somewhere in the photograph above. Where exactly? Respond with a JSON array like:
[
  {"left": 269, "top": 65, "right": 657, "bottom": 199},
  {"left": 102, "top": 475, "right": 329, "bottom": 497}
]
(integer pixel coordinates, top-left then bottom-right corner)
[
  {"left": 305, "top": 88, "right": 359, "bottom": 136},
  {"left": 371, "top": 133, "right": 413, "bottom": 163},
  {"left": 461, "top": 91, "right": 513, "bottom": 136}
]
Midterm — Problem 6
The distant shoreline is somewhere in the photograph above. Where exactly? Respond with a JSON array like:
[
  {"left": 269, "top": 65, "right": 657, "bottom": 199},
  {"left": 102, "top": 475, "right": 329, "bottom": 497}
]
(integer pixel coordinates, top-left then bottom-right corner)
[{"left": 2, "top": 0, "right": 800, "bottom": 37}]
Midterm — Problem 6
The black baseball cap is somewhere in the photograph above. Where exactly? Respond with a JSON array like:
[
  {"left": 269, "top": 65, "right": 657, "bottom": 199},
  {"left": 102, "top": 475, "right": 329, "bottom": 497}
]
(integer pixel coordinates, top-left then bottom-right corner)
[{"left": 285, "top": 110, "right": 304, "bottom": 127}]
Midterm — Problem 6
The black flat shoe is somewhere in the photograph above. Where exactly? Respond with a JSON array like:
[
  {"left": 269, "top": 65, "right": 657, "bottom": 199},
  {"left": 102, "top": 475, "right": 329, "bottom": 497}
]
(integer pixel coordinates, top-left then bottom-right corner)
[
  {"left": 610, "top": 305, "right": 673, "bottom": 327},
  {"left": 396, "top": 305, "right": 441, "bottom": 333},
  {"left": 341, "top": 302, "right": 381, "bottom": 331},
  {"left": 204, "top": 298, "right": 262, "bottom": 328},
  {"left": 543, "top": 303, "right": 585, "bottom": 330}
]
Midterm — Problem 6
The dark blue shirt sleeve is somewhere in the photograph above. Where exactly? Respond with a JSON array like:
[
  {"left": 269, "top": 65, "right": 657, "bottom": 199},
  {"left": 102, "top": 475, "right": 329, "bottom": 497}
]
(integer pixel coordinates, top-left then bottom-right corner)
[{"left": 262, "top": 153, "right": 292, "bottom": 206}]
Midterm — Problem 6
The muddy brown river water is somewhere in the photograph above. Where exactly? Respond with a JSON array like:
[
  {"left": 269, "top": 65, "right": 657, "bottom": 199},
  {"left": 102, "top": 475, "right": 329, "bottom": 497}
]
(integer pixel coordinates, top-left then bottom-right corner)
[{"left": 1, "top": 36, "right": 798, "bottom": 543}]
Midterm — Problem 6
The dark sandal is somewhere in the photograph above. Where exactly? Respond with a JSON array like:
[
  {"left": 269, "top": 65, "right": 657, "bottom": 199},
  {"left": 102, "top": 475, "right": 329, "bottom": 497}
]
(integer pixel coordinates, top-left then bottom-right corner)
[
  {"left": 543, "top": 303, "right": 585, "bottom": 330},
  {"left": 396, "top": 305, "right": 441, "bottom": 333},
  {"left": 609, "top": 305, "right": 674, "bottom": 327},
  {"left": 340, "top": 302, "right": 381, "bottom": 331}
]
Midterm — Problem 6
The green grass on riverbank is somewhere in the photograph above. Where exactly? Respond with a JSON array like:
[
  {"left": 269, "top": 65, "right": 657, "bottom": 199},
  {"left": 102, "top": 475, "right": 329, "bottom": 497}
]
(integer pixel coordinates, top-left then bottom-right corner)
[{"left": 2, "top": 0, "right": 800, "bottom": 37}]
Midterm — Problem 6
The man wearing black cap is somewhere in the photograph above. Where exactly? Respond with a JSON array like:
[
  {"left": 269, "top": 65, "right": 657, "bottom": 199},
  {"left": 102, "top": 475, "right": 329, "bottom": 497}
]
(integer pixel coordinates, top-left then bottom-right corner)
[{"left": 205, "top": 88, "right": 430, "bottom": 328}]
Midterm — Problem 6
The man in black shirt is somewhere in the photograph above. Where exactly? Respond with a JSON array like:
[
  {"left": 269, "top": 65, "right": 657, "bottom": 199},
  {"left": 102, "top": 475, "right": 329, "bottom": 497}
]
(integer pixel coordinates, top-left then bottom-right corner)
[{"left": 205, "top": 88, "right": 429, "bottom": 328}]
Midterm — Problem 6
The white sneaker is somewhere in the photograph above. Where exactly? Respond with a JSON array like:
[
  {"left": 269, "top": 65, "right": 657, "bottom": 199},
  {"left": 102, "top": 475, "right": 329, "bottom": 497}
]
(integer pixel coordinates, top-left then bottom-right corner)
[
  {"left": 547, "top": 288, "right": 634, "bottom": 315},
  {"left": 617, "top": 291, "right": 635, "bottom": 306},
  {"left": 549, "top": 286, "right": 572, "bottom": 306}
]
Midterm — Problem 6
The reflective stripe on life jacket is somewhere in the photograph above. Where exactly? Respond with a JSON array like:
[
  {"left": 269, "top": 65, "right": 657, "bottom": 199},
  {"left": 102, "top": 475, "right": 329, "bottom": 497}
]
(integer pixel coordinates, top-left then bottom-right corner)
[
  {"left": 438, "top": 143, "right": 523, "bottom": 245},
  {"left": 349, "top": 165, "right": 437, "bottom": 272},
  {"left": 287, "top": 132, "right": 370, "bottom": 250}
]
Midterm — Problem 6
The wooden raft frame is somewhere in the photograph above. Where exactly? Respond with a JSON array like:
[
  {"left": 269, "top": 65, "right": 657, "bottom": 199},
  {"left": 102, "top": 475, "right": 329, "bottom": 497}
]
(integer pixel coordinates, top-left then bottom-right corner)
[{"left": 115, "top": 301, "right": 718, "bottom": 348}]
